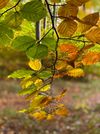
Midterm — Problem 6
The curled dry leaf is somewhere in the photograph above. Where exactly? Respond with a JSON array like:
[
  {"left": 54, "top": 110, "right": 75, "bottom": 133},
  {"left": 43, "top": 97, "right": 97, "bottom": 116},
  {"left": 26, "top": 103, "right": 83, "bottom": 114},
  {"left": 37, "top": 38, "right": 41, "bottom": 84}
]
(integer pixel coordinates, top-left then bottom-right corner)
[
  {"left": 85, "top": 27, "right": 100, "bottom": 44},
  {"left": 57, "top": 19, "right": 77, "bottom": 37}
]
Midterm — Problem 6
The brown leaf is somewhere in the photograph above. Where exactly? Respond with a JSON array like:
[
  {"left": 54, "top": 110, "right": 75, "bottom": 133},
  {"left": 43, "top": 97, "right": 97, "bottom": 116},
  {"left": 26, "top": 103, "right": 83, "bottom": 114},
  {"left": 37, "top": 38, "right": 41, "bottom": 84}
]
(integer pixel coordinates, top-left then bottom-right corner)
[
  {"left": 0, "top": 0, "right": 9, "bottom": 9},
  {"left": 85, "top": 27, "right": 100, "bottom": 44},
  {"left": 78, "top": 12, "right": 99, "bottom": 33},
  {"left": 57, "top": 19, "right": 77, "bottom": 37},
  {"left": 58, "top": 3, "right": 78, "bottom": 19},
  {"left": 68, "top": 0, "right": 90, "bottom": 6}
]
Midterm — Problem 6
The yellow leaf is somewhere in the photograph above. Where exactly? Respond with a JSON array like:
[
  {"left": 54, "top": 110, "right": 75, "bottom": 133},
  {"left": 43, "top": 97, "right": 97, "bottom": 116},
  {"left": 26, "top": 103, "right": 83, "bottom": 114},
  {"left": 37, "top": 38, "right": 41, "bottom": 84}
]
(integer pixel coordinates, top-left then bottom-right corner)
[
  {"left": 78, "top": 12, "right": 99, "bottom": 33},
  {"left": 57, "top": 19, "right": 77, "bottom": 37},
  {"left": 82, "top": 52, "right": 100, "bottom": 65},
  {"left": 85, "top": 27, "right": 100, "bottom": 44},
  {"left": 58, "top": 3, "right": 78, "bottom": 19},
  {"left": 47, "top": 114, "right": 54, "bottom": 120},
  {"left": 67, "top": 68, "right": 85, "bottom": 77},
  {"left": 34, "top": 79, "right": 43, "bottom": 87},
  {"left": 28, "top": 59, "right": 42, "bottom": 71},
  {"left": 68, "top": 0, "right": 89, "bottom": 6},
  {"left": 0, "top": 0, "right": 9, "bottom": 9},
  {"left": 40, "top": 84, "right": 51, "bottom": 91},
  {"left": 20, "top": 77, "right": 34, "bottom": 89},
  {"left": 31, "top": 111, "right": 47, "bottom": 120},
  {"left": 55, "top": 60, "right": 67, "bottom": 70}
]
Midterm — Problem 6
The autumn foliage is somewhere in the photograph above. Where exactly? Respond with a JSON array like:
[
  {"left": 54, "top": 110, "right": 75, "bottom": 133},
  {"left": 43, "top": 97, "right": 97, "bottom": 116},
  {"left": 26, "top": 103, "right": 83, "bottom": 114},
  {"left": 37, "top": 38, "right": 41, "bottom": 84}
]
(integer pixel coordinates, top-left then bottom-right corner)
[{"left": 0, "top": 0, "right": 100, "bottom": 120}]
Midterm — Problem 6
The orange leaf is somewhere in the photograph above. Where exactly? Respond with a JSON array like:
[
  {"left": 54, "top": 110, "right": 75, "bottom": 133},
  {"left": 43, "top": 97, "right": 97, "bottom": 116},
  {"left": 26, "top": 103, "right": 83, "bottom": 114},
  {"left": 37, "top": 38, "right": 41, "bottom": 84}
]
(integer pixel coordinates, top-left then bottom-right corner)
[
  {"left": 82, "top": 52, "right": 100, "bottom": 65},
  {"left": 54, "top": 107, "right": 69, "bottom": 116}
]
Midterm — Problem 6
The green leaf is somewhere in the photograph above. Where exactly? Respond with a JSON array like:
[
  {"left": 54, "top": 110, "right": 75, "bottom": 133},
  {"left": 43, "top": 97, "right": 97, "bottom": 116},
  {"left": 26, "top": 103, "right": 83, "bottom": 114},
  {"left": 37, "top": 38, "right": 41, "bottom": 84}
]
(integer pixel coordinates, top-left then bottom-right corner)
[
  {"left": 18, "top": 84, "right": 37, "bottom": 95},
  {"left": 11, "top": 36, "right": 35, "bottom": 51},
  {"left": 38, "top": 71, "right": 52, "bottom": 79},
  {"left": 0, "top": 22, "right": 14, "bottom": 46},
  {"left": 35, "top": 45, "right": 48, "bottom": 59},
  {"left": 8, "top": 69, "right": 34, "bottom": 79},
  {"left": 4, "top": 11, "right": 23, "bottom": 29},
  {"left": 20, "top": 0, "right": 47, "bottom": 22},
  {"left": 42, "top": 37, "right": 56, "bottom": 51},
  {"left": 26, "top": 44, "right": 48, "bottom": 59}
]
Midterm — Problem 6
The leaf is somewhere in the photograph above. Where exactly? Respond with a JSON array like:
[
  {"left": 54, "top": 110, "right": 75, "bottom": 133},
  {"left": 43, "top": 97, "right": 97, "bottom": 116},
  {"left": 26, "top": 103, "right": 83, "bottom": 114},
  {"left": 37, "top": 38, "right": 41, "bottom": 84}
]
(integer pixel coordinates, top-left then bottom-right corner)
[
  {"left": 31, "top": 111, "right": 47, "bottom": 120},
  {"left": 50, "top": 0, "right": 61, "bottom": 3},
  {"left": 11, "top": 36, "right": 35, "bottom": 51},
  {"left": 28, "top": 59, "right": 42, "bottom": 71},
  {"left": 21, "top": 0, "right": 47, "bottom": 22},
  {"left": 67, "top": 68, "right": 85, "bottom": 77},
  {"left": 82, "top": 52, "right": 100, "bottom": 65},
  {"left": 34, "top": 79, "right": 43, "bottom": 87},
  {"left": 42, "top": 37, "right": 56, "bottom": 51},
  {"left": 54, "top": 106, "right": 69, "bottom": 116},
  {"left": 8, "top": 69, "right": 34, "bottom": 79},
  {"left": 40, "top": 96, "right": 52, "bottom": 106},
  {"left": 20, "top": 77, "right": 34, "bottom": 89},
  {"left": 59, "top": 43, "right": 78, "bottom": 53},
  {"left": 38, "top": 71, "right": 52, "bottom": 79},
  {"left": 4, "top": 11, "right": 23, "bottom": 29},
  {"left": 68, "top": 0, "right": 90, "bottom": 6},
  {"left": 47, "top": 114, "right": 54, "bottom": 120},
  {"left": 40, "top": 84, "right": 51, "bottom": 91},
  {"left": 55, "top": 60, "right": 67, "bottom": 70},
  {"left": 78, "top": 12, "right": 99, "bottom": 33},
  {"left": 0, "top": 0, "right": 9, "bottom": 9},
  {"left": 57, "top": 19, "right": 77, "bottom": 37},
  {"left": 59, "top": 43, "right": 78, "bottom": 60},
  {"left": 0, "top": 23, "right": 14, "bottom": 46},
  {"left": 26, "top": 45, "right": 48, "bottom": 59},
  {"left": 18, "top": 84, "right": 36, "bottom": 95},
  {"left": 82, "top": 44, "right": 95, "bottom": 51},
  {"left": 85, "top": 27, "right": 100, "bottom": 44},
  {"left": 58, "top": 3, "right": 78, "bottom": 18}
]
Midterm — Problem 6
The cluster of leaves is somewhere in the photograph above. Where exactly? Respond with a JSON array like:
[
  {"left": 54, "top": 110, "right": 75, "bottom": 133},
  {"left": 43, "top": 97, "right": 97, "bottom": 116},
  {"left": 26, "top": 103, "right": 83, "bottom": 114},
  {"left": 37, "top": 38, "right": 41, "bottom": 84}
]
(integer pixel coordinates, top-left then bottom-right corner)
[{"left": 0, "top": 0, "right": 100, "bottom": 120}]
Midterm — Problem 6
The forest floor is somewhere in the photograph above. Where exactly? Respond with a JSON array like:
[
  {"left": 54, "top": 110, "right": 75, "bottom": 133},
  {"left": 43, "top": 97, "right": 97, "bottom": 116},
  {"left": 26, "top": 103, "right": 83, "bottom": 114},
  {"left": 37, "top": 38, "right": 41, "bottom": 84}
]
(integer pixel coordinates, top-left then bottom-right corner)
[{"left": 0, "top": 75, "right": 100, "bottom": 134}]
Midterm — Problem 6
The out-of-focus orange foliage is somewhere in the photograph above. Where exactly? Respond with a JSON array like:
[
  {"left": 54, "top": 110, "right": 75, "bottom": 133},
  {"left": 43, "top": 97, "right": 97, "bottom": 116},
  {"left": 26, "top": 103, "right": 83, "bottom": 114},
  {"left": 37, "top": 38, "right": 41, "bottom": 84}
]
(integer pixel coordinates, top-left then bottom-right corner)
[{"left": 82, "top": 52, "right": 100, "bottom": 65}]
